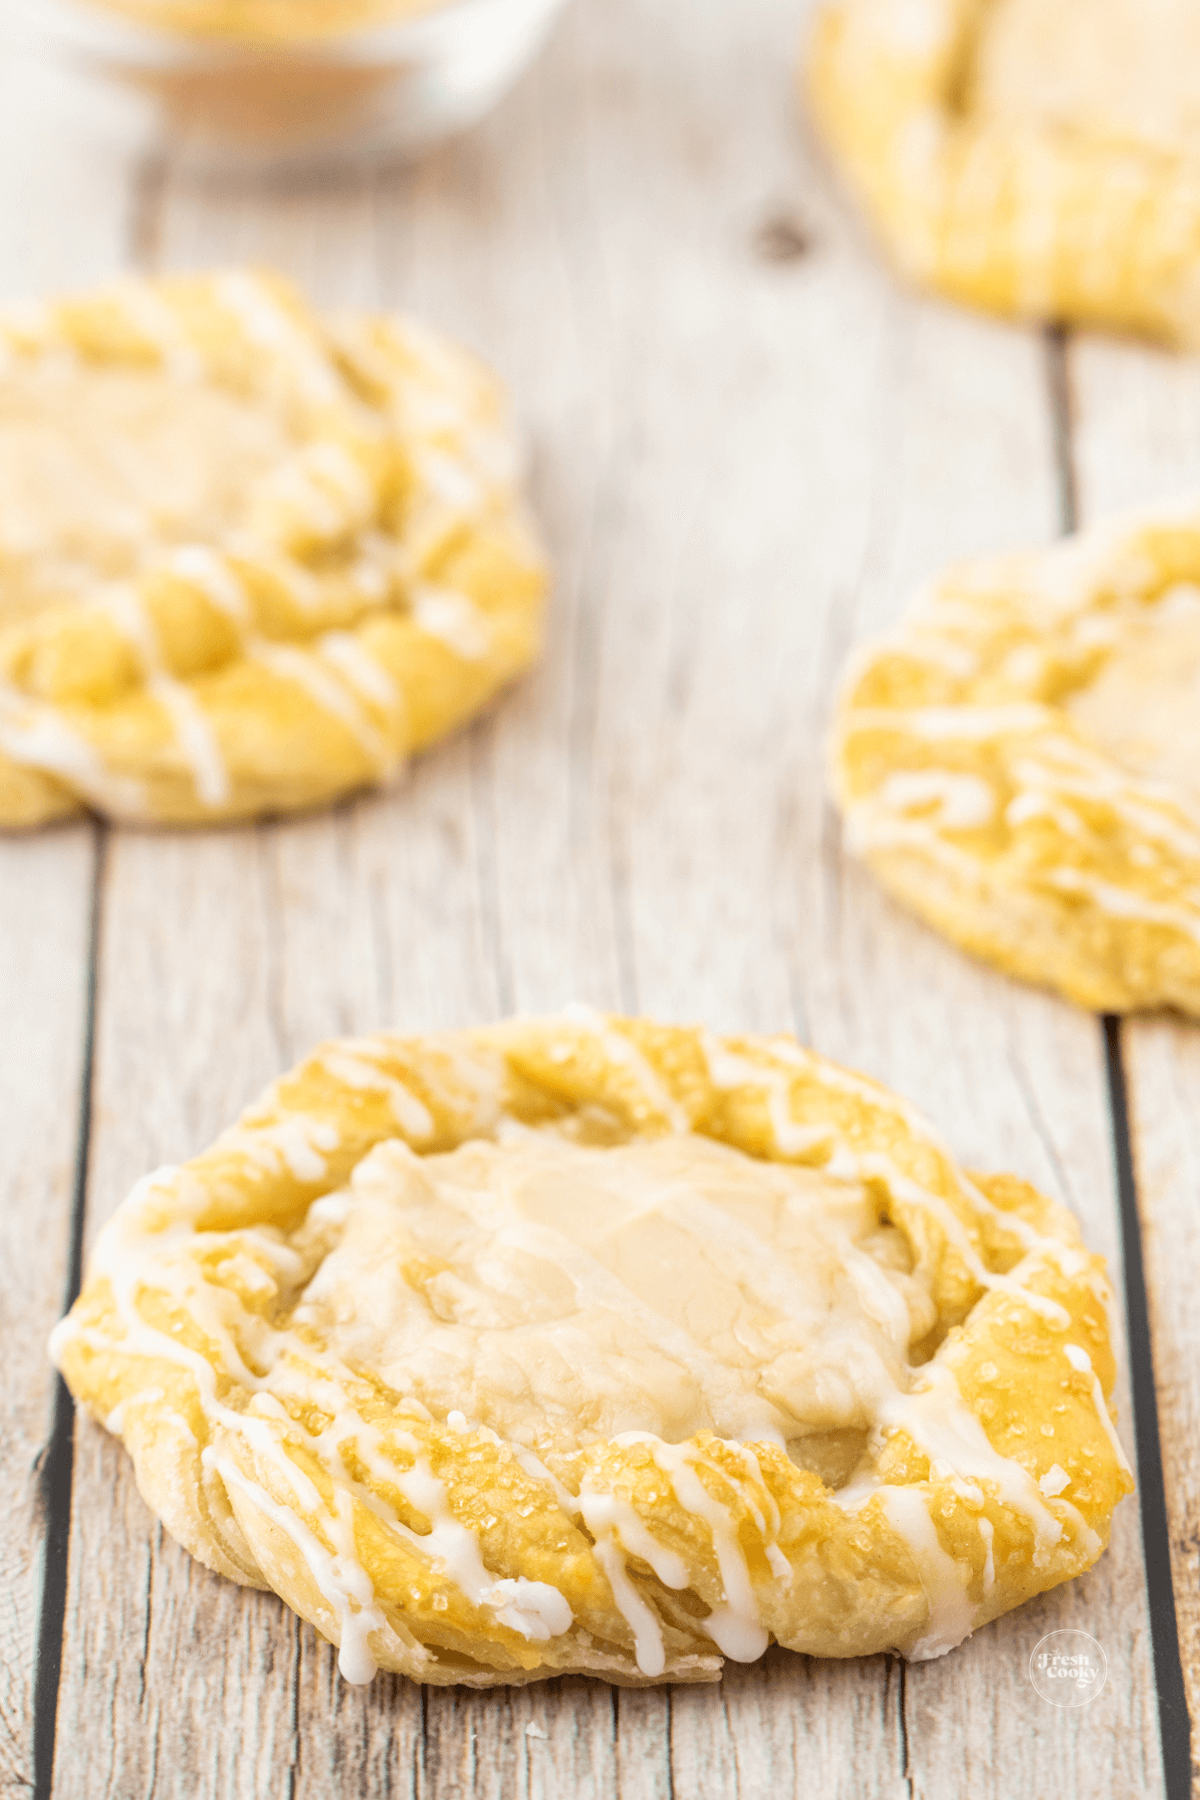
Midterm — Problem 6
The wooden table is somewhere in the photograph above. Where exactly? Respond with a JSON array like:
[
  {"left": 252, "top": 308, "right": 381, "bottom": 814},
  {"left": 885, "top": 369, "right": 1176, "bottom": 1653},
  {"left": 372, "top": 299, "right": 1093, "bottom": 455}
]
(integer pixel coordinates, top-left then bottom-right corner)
[{"left": 1, "top": 0, "right": 1196, "bottom": 1793}]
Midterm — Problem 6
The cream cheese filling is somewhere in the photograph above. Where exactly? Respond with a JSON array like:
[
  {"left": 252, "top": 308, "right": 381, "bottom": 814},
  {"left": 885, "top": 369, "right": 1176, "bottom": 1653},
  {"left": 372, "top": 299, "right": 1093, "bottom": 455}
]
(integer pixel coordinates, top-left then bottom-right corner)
[
  {"left": 1065, "top": 587, "right": 1200, "bottom": 798},
  {"left": 293, "top": 1133, "right": 938, "bottom": 1461},
  {"left": 969, "top": 0, "right": 1200, "bottom": 156},
  {"left": 0, "top": 361, "right": 295, "bottom": 618}
]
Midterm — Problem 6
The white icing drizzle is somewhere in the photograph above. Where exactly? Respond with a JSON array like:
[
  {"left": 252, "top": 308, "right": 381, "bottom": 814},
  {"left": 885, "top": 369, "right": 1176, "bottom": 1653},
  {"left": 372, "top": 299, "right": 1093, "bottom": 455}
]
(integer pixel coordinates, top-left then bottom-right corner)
[
  {"left": 732, "top": 1442, "right": 783, "bottom": 1541},
  {"left": 1004, "top": 787, "right": 1085, "bottom": 836},
  {"left": 845, "top": 703, "right": 1054, "bottom": 741},
  {"left": 1047, "top": 867, "right": 1200, "bottom": 946},
  {"left": 1010, "top": 749, "right": 1200, "bottom": 860},
  {"left": 209, "top": 1448, "right": 392, "bottom": 1684},
  {"left": 878, "top": 1486, "right": 974, "bottom": 1660},
  {"left": 168, "top": 545, "right": 250, "bottom": 627},
  {"left": 251, "top": 640, "right": 390, "bottom": 768},
  {"left": 303, "top": 442, "right": 374, "bottom": 517},
  {"left": 285, "top": 1390, "right": 572, "bottom": 1644},
  {"left": 865, "top": 1362, "right": 1066, "bottom": 1562},
  {"left": 228, "top": 539, "right": 322, "bottom": 613},
  {"left": 840, "top": 514, "right": 1200, "bottom": 975},
  {"left": 219, "top": 1115, "right": 340, "bottom": 1183},
  {"left": 318, "top": 631, "right": 400, "bottom": 711},
  {"left": 854, "top": 1155, "right": 1071, "bottom": 1328},
  {"left": 762, "top": 1034, "right": 935, "bottom": 1139},
  {"left": 316, "top": 1050, "right": 435, "bottom": 1140},
  {"left": 508, "top": 1445, "right": 579, "bottom": 1517},
  {"left": 875, "top": 769, "right": 997, "bottom": 830},
  {"left": 702, "top": 1035, "right": 837, "bottom": 1159},
  {"left": 261, "top": 460, "right": 346, "bottom": 540},
  {"left": 576, "top": 1489, "right": 689, "bottom": 1591},
  {"left": 0, "top": 693, "right": 146, "bottom": 816},
  {"left": 410, "top": 583, "right": 492, "bottom": 661},
  {"left": 562, "top": 1006, "right": 691, "bottom": 1131},
  {"left": 637, "top": 1436, "right": 768, "bottom": 1662},
  {"left": 101, "top": 583, "right": 230, "bottom": 808},
  {"left": 415, "top": 447, "right": 483, "bottom": 513},
  {"left": 213, "top": 272, "right": 342, "bottom": 407},
  {"left": 378, "top": 1034, "right": 507, "bottom": 1137},
  {"left": 1064, "top": 1343, "right": 1134, "bottom": 1475},
  {"left": 518, "top": 1432, "right": 734, "bottom": 1670},
  {"left": 105, "top": 1385, "right": 164, "bottom": 1435},
  {"left": 151, "top": 678, "right": 229, "bottom": 808},
  {"left": 589, "top": 1535, "right": 666, "bottom": 1677}
]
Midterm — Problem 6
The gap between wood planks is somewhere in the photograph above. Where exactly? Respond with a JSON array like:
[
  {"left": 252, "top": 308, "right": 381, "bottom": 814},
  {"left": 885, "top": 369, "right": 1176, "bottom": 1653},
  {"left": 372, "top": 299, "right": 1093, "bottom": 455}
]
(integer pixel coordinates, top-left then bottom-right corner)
[
  {"left": 1047, "top": 326, "right": 1193, "bottom": 1800},
  {"left": 32, "top": 825, "right": 106, "bottom": 1800}
]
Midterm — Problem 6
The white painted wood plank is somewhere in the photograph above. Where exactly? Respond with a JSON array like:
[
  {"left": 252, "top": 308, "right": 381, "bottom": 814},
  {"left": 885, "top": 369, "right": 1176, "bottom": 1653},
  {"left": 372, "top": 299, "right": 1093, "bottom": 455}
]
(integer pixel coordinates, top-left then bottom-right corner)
[
  {"left": 0, "top": 28, "right": 147, "bottom": 1795},
  {"left": 46, "top": 3, "right": 1166, "bottom": 1798},
  {"left": 1066, "top": 327, "right": 1200, "bottom": 1780},
  {"left": 0, "top": 56, "right": 142, "bottom": 306}
]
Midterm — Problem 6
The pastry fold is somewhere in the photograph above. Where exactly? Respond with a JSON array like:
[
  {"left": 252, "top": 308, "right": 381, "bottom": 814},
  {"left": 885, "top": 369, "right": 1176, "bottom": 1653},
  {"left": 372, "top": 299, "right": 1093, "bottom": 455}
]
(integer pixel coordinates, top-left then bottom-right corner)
[{"left": 53, "top": 1012, "right": 1133, "bottom": 1685}]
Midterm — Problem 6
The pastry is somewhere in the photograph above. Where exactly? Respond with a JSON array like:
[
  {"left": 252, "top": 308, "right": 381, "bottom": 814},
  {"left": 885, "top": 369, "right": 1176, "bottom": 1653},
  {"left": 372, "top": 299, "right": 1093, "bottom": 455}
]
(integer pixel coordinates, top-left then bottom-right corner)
[
  {"left": 51, "top": 1010, "right": 1132, "bottom": 1685},
  {"left": 806, "top": 0, "right": 1200, "bottom": 342},
  {"left": 833, "top": 504, "right": 1200, "bottom": 1013},
  {"left": 0, "top": 270, "right": 545, "bottom": 828}
]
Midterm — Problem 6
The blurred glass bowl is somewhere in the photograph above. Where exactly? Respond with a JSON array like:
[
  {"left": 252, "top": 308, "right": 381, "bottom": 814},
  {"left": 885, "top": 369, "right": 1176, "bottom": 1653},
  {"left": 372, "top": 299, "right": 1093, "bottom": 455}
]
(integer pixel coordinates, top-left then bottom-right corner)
[{"left": 12, "top": 0, "right": 570, "bottom": 173}]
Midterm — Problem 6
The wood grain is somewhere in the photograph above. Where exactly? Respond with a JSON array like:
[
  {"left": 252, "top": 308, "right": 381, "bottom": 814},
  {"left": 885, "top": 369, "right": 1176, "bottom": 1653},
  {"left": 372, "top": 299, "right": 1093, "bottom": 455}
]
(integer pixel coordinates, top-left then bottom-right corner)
[
  {"left": 0, "top": 40, "right": 150, "bottom": 1800},
  {"left": 0, "top": 0, "right": 1175, "bottom": 1794},
  {"left": 1066, "top": 327, "right": 1200, "bottom": 1791}
]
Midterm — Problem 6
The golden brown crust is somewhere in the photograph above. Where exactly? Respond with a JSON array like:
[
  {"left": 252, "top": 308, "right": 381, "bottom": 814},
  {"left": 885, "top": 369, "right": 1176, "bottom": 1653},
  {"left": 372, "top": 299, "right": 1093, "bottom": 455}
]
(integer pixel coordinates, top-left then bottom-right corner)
[
  {"left": 0, "top": 271, "right": 546, "bottom": 829},
  {"left": 833, "top": 504, "right": 1200, "bottom": 1013},
  {"left": 53, "top": 1013, "right": 1132, "bottom": 1685}
]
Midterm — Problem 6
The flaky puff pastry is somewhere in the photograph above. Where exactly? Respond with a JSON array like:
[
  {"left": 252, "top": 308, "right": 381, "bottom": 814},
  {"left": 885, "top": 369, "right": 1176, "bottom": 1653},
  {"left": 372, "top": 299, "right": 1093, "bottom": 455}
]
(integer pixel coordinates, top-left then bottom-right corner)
[
  {"left": 834, "top": 504, "right": 1200, "bottom": 1013},
  {"left": 806, "top": 0, "right": 1200, "bottom": 343},
  {"left": 52, "top": 1011, "right": 1132, "bottom": 1687},
  {"left": 0, "top": 270, "right": 545, "bottom": 828}
]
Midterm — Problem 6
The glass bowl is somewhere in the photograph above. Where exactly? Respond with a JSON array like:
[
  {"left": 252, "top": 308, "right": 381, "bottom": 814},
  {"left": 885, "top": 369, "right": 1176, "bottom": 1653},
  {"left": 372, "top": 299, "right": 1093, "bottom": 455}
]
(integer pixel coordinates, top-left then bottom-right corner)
[{"left": 10, "top": 0, "right": 571, "bottom": 173}]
